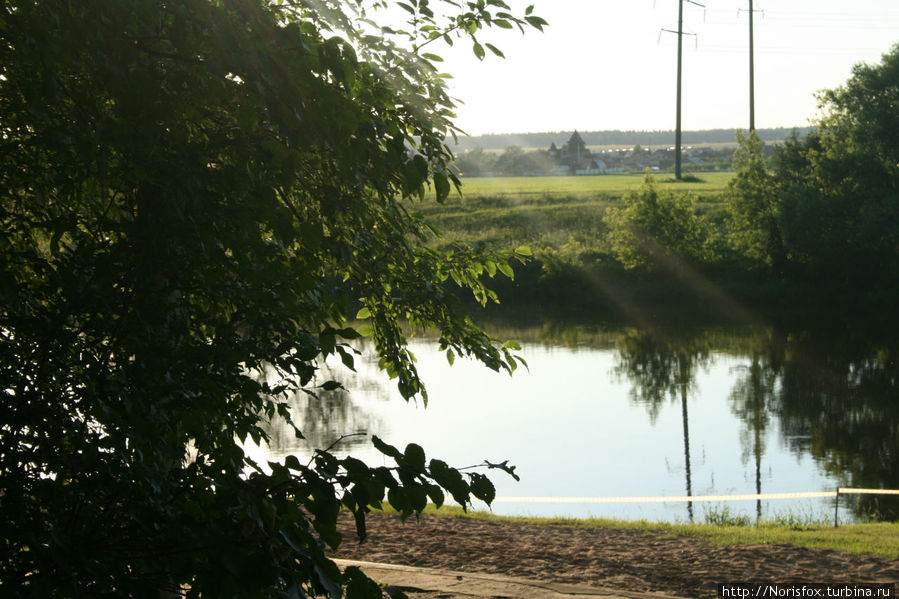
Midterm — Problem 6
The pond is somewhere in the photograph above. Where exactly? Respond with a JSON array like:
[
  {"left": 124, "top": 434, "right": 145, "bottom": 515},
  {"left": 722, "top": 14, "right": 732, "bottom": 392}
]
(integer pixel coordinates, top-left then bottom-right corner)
[{"left": 254, "top": 323, "right": 899, "bottom": 524}]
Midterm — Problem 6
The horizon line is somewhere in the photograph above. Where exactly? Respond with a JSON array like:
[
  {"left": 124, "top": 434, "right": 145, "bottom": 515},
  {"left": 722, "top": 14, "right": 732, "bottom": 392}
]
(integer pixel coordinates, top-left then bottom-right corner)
[{"left": 455, "top": 125, "right": 814, "bottom": 137}]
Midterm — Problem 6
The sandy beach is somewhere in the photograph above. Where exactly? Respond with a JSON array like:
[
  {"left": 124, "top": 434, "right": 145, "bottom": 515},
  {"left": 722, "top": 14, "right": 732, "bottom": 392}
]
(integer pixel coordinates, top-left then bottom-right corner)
[{"left": 331, "top": 512, "right": 899, "bottom": 598}]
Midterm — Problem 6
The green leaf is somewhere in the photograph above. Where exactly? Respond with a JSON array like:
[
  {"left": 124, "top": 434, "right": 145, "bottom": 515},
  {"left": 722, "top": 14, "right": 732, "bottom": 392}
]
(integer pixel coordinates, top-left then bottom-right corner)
[
  {"left": 356, "top": 307, "right": 372, "bottom": 319},
  {"left": 284, "top": 454, "right": 302, "bottom": 471},
  {"left": 337, "top": 346, "right": 355, "bottom": 371},
  {"left": 515, "top": 245, "right": 532, "bottom": 256},
  {"left": 472, "top": 41, "right": 485, "bottom": 60},
  {"left": 387, "top": 487, "right": 410, "bottom": 517},
  {"left": 429, "top": 459, "right": 470, "bottom": 507},
  {"left": 313, "top": 561, "right": 344, "bottom": 597},
  {"left": 525, "top": 15, "right": 548, "bottom": 30},
  {"left": 434, "top": 171, "right": 451, "bottom": 203},
  {"left": 407, "top": 483, "right": 428, "bottom": 513},
  {"left": 468, "top": 472, "right": 496, "bottom": 505},
  {"left": 403, "top": 443, "right": 426, "bottom": 473},
  {"left": 319, "top": 328, "right": 337, "bottom": 354},
  {"left": 485, "top": 43, "right": 505, "bottom": 58},
  {"left": 337, "top": 327, "right": 362, "bottom": 339},
  {"left": 341, "top": 456, "right": 370, "bottom": 479},
  {"left": 372, "top": 435, "right": 403, "bottom": 461},
  {"left": 344, "top": 566, "right": 383, "bottom": 599},
  {"left": 426, "top": 484, "right": 445, "bottom": 508}
]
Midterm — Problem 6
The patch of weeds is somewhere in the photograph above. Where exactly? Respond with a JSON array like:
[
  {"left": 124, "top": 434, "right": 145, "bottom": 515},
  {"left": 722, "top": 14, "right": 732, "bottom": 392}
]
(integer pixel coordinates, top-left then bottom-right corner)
[{"left": 703, "top": 506, "right": 753, "bottom": 527}]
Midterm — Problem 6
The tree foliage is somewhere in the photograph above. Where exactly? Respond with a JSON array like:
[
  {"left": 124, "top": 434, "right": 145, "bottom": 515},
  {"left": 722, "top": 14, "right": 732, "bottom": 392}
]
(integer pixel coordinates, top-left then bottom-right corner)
[
  {"left": 726, "top": 131, "right": 784, "bottom": 270},
  {"left": 733, "top": 43, "right": 899, "bottom": 294},
  {"left": 0, "top": 0, "right": 543, "bottom": 596},
  {"left": 603, "top": 174, "right": 714, "bottom": 273}
]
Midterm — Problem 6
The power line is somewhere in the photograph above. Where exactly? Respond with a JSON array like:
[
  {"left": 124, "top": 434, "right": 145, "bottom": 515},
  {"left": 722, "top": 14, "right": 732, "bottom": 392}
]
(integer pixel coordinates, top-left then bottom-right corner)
[{"left": 659, "top": 0, "right": 705, "bottom": 180}]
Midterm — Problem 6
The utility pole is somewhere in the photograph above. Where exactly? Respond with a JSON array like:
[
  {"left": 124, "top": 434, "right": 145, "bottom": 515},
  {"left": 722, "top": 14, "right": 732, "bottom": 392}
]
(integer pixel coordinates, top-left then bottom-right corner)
[
  {"left": 749, "top": 0, "right": 755, "bottom": 132},
  {"left": 675, "top": 0, "right": 684, "bottom": 179},
  {"left": 661, "top": 0, "right": 704, "bottom": 180},
  {"left": 740, "top": 2, "right": 763, "bottom": 132}
]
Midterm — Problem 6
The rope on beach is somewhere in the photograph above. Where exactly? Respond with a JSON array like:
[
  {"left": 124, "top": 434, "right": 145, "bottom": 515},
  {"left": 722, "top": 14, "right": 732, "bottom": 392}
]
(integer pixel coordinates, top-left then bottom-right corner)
[
  {"left": 493, "top": 488, "right": 899, "bottom": 504},
  {"left": 838, "top": 487, "right": 899, "bottom": 495}
]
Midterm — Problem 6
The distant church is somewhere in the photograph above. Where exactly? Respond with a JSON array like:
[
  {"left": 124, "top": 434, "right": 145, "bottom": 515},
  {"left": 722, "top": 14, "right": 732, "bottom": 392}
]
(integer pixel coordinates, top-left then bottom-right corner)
[{"left": 548, "top": 131, "right": 603, "bottom": 174}]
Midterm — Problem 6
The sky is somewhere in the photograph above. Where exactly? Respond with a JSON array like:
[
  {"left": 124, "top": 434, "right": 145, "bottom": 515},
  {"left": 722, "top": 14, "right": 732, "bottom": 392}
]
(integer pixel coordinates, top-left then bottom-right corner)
[{"left": 422, "top": 0, "right": 899, "bottom": 135}]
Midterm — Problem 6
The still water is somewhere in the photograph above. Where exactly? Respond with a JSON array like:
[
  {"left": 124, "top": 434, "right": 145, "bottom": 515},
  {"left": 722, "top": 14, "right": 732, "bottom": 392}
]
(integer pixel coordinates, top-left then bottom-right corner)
[{"left": 255, "top": 325, "right": 899, "bottom": 523}]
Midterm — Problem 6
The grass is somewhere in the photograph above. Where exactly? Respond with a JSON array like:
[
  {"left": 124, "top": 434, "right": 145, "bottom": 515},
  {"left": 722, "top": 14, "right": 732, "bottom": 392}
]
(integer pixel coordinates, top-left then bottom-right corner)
[
  {"left": 411, "top": 172, "right": 735, "bottom": 254},
  {"left": 449, "top": 172, "right": 733, "bottom": 201},
  {"left": 405, "top": 505, "right": 899, "bottom": 560}
]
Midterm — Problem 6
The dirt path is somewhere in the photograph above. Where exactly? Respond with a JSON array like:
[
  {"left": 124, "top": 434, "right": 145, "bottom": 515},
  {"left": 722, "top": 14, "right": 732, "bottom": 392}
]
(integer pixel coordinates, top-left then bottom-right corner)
[{"left": 330, "top": 513, "right": 899, "bottom": 598}]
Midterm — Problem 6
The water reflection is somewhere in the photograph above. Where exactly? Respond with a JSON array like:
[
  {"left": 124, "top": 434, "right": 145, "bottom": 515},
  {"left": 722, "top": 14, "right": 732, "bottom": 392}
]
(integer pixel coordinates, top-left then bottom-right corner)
[
  {"left": 615, "top": 328, "right": 711, "bottom": 521},
  {"left": 257, "top": 322, "right": 899, "bottom": 522},
  {"left": 725, "top": 331, "right": 786, "bottom": 521},
  {"left": 257, "top": 352, "right": 389, "bottom": 460},
  {"left": 611, "top": 324, "right": 899, "bottom": 521},
  {"left": 771, "top": 335, "right": 899, "bottom": 520}
]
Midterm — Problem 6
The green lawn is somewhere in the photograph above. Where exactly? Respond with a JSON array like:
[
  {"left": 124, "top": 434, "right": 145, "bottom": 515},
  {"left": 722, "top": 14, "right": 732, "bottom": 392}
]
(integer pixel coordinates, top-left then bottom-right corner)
[{"left": 450, "top": 172, "right": 734, "bottom": 201}]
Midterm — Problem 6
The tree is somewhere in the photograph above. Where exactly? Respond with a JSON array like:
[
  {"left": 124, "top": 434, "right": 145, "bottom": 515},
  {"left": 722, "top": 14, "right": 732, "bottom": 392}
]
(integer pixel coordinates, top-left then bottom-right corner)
[
  {"left": 495, "top": 145, "right": 527, "bottom": 175},
  {"left": 493, "top": 146, "right": 552, "bottom": 176},
  {"left": 454, "top": 147, "right": 498, "bottom": 177},
  {"left": 603, "top": 174, "right": 714, "bottom": 272},
  {"left": 792, "top": 44, "right": 899, "bottom": 286},
  {"left": 726, "top": 130, "right": 785, "bottom": 270},
  {"left": 739, "top": 44, "right": 899, "bottom": 295},
  {"left": 0, "top": 1, "right": 545, "bottom": 596}
]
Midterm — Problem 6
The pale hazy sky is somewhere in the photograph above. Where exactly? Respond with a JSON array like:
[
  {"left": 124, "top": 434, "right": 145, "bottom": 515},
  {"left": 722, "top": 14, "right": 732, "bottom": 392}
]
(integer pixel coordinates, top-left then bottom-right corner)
[{"left": 426, "top": 0, "right": 898, "bottom": 135}]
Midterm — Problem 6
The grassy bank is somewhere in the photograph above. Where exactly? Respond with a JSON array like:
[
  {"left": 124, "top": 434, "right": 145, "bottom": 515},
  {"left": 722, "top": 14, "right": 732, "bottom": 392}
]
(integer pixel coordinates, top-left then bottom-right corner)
[
  {"left": 413, "top": 171, "right": 899, "bottom": 320},
  {"left": 412, "top": 505, "right": 899, "bottom": 560}
]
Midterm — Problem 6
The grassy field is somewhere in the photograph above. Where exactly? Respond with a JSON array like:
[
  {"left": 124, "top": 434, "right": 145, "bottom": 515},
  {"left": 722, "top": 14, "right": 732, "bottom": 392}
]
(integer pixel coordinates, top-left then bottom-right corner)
[
  {"left": 450, "top": 172, "right": 733, "bottom": 201},
  {"left": 415, "top": 505, "right": 899, "bottom": 560},
  {"left": 413, "top": 172, "right": 735, "bottom": 253}
]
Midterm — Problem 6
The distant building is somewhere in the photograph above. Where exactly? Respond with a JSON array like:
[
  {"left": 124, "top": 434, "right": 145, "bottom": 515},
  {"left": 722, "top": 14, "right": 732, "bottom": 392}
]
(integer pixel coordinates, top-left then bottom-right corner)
[{"left": 548, "top": 131, "right": 612, "bottom": 174}]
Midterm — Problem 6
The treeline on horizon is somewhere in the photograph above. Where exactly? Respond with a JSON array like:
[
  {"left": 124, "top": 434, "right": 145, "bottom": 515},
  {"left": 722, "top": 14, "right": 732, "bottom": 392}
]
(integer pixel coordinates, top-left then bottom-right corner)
[{"left": 450, "top": 126, "right": 814, "bottom": 151}]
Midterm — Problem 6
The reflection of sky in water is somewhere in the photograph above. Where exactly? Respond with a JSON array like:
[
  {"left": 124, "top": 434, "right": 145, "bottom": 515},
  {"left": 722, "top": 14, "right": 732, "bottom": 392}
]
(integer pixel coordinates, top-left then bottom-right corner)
[{"left": 254, "top": 340, "right": 849, "bottom": 523}]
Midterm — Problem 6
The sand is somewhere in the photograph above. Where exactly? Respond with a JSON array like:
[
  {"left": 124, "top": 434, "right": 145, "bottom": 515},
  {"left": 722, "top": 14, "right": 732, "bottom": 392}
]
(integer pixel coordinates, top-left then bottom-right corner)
[{"left": 330, "top": 512, "right": 899, "bottom": 598}]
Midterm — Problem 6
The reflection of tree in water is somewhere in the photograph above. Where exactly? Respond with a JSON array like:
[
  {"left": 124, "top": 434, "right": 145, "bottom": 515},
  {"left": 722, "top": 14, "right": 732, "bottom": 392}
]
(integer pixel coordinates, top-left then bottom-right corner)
[
  {"left": 255, "top": 348, "right": 392, "bottom": 458},
  {"left": 727, "top": 331, "right": 784, "bottom": 521},
  {"left": 770, "top": 336, "right": 899, "bottom": 520},
  {"left": 614, "top": 328, "right": 710, "bottom": 522},
  {"left": 615, "top": 325, "right": 899, "bottom": 521}
]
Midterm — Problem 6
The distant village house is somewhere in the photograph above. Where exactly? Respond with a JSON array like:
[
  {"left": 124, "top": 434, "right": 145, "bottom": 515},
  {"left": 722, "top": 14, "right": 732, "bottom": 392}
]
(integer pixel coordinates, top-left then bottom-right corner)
[{"left": 548, "top": 131, "right": 615, "bottom": 175}]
